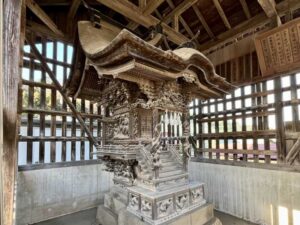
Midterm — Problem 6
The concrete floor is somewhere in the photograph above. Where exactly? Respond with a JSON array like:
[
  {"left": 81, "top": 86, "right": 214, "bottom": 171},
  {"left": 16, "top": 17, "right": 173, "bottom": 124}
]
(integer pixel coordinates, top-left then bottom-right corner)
[{"left": 34, "top": 208, "right": 257, "bottom": 225}]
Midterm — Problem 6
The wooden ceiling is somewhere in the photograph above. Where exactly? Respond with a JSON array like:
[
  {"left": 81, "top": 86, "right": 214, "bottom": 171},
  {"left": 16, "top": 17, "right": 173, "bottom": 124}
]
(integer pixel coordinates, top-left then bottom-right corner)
[{"left": 26, "top": 0, "right": 300, "bottom": 52}]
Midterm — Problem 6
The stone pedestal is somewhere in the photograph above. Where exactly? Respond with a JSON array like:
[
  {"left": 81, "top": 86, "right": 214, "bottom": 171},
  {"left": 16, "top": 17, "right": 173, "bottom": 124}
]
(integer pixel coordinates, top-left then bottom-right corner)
[
  {"left": 97, "top": 200, "right": 220, "bottom": 225},
  {"left": 96, "top": 182, "right": 221, "bottom": 225}
]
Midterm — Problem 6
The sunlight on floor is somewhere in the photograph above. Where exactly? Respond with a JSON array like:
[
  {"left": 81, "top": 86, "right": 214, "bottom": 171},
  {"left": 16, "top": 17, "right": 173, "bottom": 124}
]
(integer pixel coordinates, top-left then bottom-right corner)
[
  {"left": 293, "top": 209, "right": 300, "bottom": 225},
  {"left": 278, "top": 206, "right": 288, "bottom": 225}
]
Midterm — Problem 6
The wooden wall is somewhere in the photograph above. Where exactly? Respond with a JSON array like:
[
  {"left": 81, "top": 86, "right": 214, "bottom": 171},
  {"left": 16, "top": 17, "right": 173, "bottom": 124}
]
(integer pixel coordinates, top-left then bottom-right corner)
[{"left": 2, "top": 1, "right": 22, "bottom": 225}]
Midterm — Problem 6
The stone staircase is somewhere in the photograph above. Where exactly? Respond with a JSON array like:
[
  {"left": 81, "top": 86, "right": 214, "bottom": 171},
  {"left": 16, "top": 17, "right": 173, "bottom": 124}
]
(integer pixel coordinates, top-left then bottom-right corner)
[{"left": 135, "top": 146, "right": 188, "bottom": 191}]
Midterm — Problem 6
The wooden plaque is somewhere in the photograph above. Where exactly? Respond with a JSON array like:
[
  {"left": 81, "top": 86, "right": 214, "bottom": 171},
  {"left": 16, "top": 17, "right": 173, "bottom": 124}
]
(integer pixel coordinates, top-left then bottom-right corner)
[{"left": 255, "top": 17, "right": 300, "bottom": 77}]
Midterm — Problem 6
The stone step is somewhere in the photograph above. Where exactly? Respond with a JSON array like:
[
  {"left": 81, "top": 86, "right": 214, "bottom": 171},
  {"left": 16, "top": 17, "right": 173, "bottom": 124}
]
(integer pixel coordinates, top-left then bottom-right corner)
[
  {"left": 160, "top": 158, "right": 174, "bottom": 163},
  {"left": 161, "top": 161, "right": 176, "bottom": 167},
  {"left": 159, "top": 169, "right": 184, "bottom": 178},
  {"left": 204, "top": 217, "right": 222, "bottom": 225},
  {"left": 159, "top": 165, "right": 182, "bottom": 172}
]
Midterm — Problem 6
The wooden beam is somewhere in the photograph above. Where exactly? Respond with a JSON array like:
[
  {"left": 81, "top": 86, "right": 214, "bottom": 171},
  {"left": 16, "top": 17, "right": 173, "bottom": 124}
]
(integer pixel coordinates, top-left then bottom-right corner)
[
  {"left": 67, "top": 0, "right": 81, "bottom": 19},
  {"left": 144, "top": 0, "right": 165, "bottom": 15},
  {"left": 3, "top": 1, "right": 22, "bottom": 225},
  {"left": 26, "top": 38, "right": 99, "bottom": 147},
  {"left": 127, "top": 0, "right": 165, "bottom": 30},
  {"left": 162, "top": 0, "right": 198, "bottom": 24},
  {"left": 179, "top": 17, "right": 194, "bottom": 38},
  {"left": 258, "top": 0, "right": 282, "bottom": 26},
  {"left": 26, "top": 0, "right": 64, "bottom": 36},
  {"left": 200, "top": 0, "right": 300, "bottom": 52},
  {"left": 239, "top": 0, "right": 251, "bottom": 19},
  {"left": 66, "top": 0, "right": 81, "bottom": 34},
  {"left": 212, "top": 0, "right": 231, "bottom": 29},
  {"left": 0, "top": 0, "right": 3, "bottom": 223},
  {"left": 139, "top": 0, "right": 147, "bottom": 10},
  {"left": 26, "top": 20, "right": 70, "bottom": 43},
  {"left": 96, "top": 0, "right": 188, "bottom": 45},
  {"left": 166, "top": 0, "right": 194, "bottom": 39},
  {"left": 258, "top": 0, "right": 277, "bottom": 17},
  {"left": 173, "top": 14, "right": 179, "bottom": 32},
  {"left": 192, "top": 5, "right": 215, "bottom": 39}
]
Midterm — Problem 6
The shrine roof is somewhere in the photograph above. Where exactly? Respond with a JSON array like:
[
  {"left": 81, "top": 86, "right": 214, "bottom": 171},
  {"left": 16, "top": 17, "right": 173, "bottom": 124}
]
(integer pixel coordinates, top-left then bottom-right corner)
[{"left": 65, "top": 21, "right": 235, "bottom": 100}]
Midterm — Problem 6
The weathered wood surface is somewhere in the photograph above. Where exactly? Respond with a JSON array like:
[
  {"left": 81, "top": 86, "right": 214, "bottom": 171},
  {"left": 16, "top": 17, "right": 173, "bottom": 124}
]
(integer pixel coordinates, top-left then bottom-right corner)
[
  {"left": 212, "top": 0, "right": 231, "bottom": 29},
  {"left": 0, "top": 0, "right": 3, "bottom": 223},
  {"left": 95, "top": 0, "right": 188, "bottom": 45},
  {"left": 26, "top": 38, "right": 99, "bottom": 147},
  {"left": 201, "top": 0, "right": 300, "bottom": 52},
  {"left": 286, "top": 137, "right": 300, "bottom": 165},
  {"left": 255, "top": 17, "right": 300, "bottom": 77},
  {"left": 198, "top": 148, "right": 277, "bottom": 156},
  {"left": 2, "top": 0, "right": 22, "bottom": 225},
  {"left": 26, "top": 0, "right": 64, "bottom": 37}
]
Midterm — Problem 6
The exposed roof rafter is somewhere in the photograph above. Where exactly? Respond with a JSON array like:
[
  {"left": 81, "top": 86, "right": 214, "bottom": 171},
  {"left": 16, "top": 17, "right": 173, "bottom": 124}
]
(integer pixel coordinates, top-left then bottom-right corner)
[
  {"left": 26, "top": 0, "right": 64, "bottom": 37},
  {"left": 212, "top": 0, "right": 231, "bottom": 29},
  {"left": 192, "top": 5, "right": 215, "bottom": 39},
  {"left": 163, "top": 0, "right": 198, "bottom": 25},
  {"left": 95, "top": 0, "right": 189, "bottom": 45},
  {"left": 258, "top": 0, "right": 281, "bottom": 25},
  {"left": 239, "top": 0, "right": 251, "bottom": 19},
  {"left": 127, "top": 0, "right": 165, "bottom": 30},
  {"left": 201, "top": 0, "right": 300, "bottom": 52},
  {"left": 166, "top": 0, "right": 195, "bottom": 39}
]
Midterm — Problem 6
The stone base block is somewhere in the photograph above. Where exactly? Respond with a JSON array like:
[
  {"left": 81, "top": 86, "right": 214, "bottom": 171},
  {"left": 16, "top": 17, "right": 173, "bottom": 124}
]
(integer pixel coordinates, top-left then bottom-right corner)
[
  {"left": 119, "top": 203, "right": 218, "bottom": 225},
  {"left": 127, "top": 182, "right": 207, "bottom": 225},
  {"left": 96, "top": 205, "right": 118, "bottom": 225}
]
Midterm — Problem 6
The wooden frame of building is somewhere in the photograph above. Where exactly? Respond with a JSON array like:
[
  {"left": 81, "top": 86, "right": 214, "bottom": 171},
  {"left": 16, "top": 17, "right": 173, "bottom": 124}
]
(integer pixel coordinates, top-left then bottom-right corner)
[{"left": 2, "top": 1, "right": 300, "bottom": 225}]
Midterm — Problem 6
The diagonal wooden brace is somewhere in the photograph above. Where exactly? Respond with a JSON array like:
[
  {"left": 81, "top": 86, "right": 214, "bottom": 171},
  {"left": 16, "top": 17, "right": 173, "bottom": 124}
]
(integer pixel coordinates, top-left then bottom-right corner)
[{"left": 26, "top": 37, "right": 99, "bottom": 148}]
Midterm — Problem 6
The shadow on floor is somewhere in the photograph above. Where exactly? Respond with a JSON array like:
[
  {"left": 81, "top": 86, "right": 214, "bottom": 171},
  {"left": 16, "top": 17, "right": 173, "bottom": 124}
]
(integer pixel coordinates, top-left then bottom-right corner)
[
  {"left": 214, "top": 210, "right": 257, "bottom": 225},
  {"left": 34, "top": 207, "right": 257, "bottom": 225}
]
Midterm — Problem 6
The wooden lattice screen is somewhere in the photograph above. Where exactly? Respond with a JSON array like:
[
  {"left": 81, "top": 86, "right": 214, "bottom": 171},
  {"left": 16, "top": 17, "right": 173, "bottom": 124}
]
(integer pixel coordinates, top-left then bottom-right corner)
[
  {"left": 18, "top": 35, "right": 103, "bottom": 166},
  {"left": 189, "top": 66, "right": 300, "bottom": 164},
  {"left": 18, "top": 35, "right": 300, "bottom": 167}
]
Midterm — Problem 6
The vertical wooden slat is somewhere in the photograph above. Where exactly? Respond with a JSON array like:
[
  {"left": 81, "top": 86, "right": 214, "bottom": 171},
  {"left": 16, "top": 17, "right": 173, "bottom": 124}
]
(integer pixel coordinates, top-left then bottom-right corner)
[
  {"left": 198, "top": 101, "right": 203, "bottom": 158},
  {"left": 232, "top": 92, "right": 237, "bottom": 161},
  {"left": 61, "top": 41, "right": 67, "bottom": 161},
  {"left": 97, "top": 105, "right": 101, "bottom": 146},
  {"left": 291, "top": 74, "right": 299, "bottom": 131},
  {"left": 215, "top": 100, "right": 220, "bottom": 159},
  {"left": 89, "top": 102, "right": 94, "bottom": 159},
  {"left": 27, "top": 41, "right": 34, "bottom": 164},
  {"left": 262, "top": 81, "right": 270, "bottom": 163},
  {"left": 241, "top": 87, "right": 247, "bottom": 161},
  {"left": 208, "top": 100, "right": 212, "bottom": 159},
  {"left": 275, "top": 77, "right": 286, "bottom": 162},
  {"left": 39, "top": 38, "right": 46, "bottom": 163},
  {"left": 71, "top": 98, "right": 76, "bottom": 160},
  {"left": 223, "top": 96, "right": 228, "bottom": 160},
  {"left": 80, "top": 99, "right": 85, "bottom": 160},
  {"left": 50, "top": 40, "right": 57, "bottom": 162},
  {"left": 50, "top": 86, "right": 56, "bottom": 162},
  {"left": 0, "top": 0, "right": 3, "bottom": 223},
  {"left": 3, "top": 0, "right": 22, "bottom": 224}
]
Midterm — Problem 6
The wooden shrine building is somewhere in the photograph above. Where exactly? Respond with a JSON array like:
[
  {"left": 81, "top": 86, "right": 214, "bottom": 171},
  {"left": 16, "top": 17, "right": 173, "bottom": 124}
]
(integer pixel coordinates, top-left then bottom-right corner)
[{"left": 1, "top": 0, "right": 300, "bottom": 225}]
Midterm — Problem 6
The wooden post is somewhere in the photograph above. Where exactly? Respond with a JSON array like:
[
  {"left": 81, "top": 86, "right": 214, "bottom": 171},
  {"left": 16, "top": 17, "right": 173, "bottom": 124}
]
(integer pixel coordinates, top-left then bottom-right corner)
[
  {"left": 0, "top": 0, "right": 3, "bottom": 222},
  {"left": 2, "top": 1, "right": 22, "bottom": 225},
  {"left": 275, "top": 77, "right": 286, "bottom": 162}
]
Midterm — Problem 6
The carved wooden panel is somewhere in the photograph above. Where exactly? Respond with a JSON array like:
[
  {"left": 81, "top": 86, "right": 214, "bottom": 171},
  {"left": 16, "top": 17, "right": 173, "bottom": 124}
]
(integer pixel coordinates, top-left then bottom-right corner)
[
  {"left": 255, "top": 17, "right": 300, "bottom": 77},
  {"left": 138, "top": 109, "right": 153, "bottom": 138}
]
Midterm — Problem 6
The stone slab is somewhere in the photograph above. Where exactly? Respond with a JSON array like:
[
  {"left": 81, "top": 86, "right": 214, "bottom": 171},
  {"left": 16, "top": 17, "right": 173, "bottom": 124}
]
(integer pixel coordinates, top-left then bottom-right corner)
[
  {"left": 119, "top": 203, "right": 215, "bottom": 225},
  {"left": 96, "top": 205, "right": 118, "bottom": 225}
]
